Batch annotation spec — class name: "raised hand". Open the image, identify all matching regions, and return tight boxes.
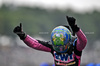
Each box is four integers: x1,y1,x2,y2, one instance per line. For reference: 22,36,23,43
66,16,76,27
66,16,79,33
13,23,26,40
13,23,23,34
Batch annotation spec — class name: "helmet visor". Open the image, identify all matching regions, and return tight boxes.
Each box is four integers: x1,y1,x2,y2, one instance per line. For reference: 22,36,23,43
53,43,70,52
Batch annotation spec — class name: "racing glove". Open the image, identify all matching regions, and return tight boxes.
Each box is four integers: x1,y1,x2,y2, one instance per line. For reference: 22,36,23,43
66,16,79,33
13,23,26,40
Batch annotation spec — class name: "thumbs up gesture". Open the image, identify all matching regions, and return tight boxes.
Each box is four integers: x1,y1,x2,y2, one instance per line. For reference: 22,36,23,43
13,23,23,34
13,23,26,40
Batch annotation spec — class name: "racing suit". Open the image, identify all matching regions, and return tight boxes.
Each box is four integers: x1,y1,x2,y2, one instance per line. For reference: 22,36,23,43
23,29,87,66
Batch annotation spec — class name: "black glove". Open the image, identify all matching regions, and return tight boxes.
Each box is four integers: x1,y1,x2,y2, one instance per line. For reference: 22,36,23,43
66,16,79,33
13,23,26,40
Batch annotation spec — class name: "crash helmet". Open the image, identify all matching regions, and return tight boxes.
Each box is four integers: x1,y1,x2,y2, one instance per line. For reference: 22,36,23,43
51,26,72,53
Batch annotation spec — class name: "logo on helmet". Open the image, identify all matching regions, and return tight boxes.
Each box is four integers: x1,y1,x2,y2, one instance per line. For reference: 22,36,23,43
53,33,65,46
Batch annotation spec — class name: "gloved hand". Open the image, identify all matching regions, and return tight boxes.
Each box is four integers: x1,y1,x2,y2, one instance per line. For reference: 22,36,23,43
13,23,26,40
66,16,79,33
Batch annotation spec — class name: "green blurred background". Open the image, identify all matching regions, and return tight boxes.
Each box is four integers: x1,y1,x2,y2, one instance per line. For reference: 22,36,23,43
0,0,100,66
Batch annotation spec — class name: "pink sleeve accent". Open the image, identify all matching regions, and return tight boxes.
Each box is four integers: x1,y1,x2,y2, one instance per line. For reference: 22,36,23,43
76,29,87,51
23,35,51,52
